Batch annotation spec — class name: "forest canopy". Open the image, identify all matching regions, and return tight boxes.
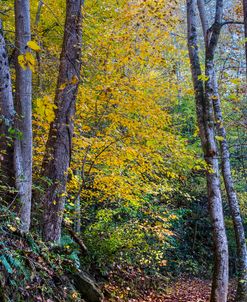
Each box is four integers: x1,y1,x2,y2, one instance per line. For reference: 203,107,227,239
0,0,246,301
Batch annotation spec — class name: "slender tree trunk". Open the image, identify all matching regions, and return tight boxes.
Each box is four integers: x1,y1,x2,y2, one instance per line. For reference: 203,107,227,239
243,0,247,77
42,0,83,242
208,56,247,302
212,80,247,302
74,193,81,234
35,0,43,90
197,0,208,40
187,1,229,301
205,64,229,302
197,1,247,300
0,20,15,196
35,0,43,26
74,170,81,234
14,0,33,233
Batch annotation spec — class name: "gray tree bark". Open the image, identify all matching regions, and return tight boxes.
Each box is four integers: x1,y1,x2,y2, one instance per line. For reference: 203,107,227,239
0,20,15,196
197,1,247,300
243,0,247,77
14,0,33,233
42,0,83,242
187,0,229,301
74,170,81,234
213,83,247,302
35,0,44,26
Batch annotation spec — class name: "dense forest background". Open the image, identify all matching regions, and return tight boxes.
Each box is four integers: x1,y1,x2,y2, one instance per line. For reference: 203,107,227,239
0,0,246,301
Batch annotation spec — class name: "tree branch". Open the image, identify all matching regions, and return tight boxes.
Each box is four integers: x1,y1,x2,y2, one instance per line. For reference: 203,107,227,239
220,21,244,27
197,0,209,41
206,0,224,55
63,221,88,254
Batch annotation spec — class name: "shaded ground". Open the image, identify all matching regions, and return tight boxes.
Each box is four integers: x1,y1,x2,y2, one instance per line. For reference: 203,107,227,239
131,278,236,302
104,277,236,302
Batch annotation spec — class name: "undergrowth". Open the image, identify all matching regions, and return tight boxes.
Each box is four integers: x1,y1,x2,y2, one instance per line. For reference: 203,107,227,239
0,206,83,302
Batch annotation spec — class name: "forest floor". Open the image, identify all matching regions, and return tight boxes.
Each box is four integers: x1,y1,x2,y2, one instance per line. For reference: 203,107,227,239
130,279,236,302
104,277,236,302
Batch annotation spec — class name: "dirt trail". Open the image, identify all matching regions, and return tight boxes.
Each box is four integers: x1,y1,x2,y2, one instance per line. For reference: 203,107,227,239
127,278,236,302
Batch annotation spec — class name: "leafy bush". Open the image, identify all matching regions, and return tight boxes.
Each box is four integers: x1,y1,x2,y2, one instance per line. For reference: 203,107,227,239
81,197,184,276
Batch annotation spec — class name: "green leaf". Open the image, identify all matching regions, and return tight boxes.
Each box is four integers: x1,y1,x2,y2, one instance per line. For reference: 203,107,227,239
198,74,209,82
215,136,224,142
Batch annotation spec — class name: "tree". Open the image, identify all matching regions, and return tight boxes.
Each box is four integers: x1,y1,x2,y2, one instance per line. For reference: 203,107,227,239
187,0,229,301
244,0,247,76
14,0,33,233
33,0,194,242
41,0,83,242
197,0,247,300
0,19,15,199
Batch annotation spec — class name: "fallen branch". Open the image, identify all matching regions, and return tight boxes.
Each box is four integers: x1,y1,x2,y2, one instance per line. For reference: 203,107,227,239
63,221,88,254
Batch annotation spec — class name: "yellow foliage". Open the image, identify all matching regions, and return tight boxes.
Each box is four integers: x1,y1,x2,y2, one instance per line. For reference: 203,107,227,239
32,0,195,209
35,96,57,123
18,55,27,70
18,52,36,72
66,0,194,204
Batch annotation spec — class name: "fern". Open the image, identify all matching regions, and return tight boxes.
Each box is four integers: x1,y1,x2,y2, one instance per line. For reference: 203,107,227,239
0,255,13,274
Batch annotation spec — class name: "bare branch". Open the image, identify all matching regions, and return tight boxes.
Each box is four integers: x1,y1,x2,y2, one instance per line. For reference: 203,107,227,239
221,21,244,27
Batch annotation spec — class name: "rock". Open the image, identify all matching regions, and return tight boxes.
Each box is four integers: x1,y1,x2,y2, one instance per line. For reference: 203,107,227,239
71,271,104,302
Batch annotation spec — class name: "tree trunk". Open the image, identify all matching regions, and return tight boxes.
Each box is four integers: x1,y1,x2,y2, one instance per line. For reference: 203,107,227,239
0,20,15,197
74,171,81,234
74,194,81,234
42,0,83,242
14,0,33,233
196,1,247,300
204,60,229,302
207,58,247,301
187,1,229,301
213,85,247,302
34,0,43,90
243,0,247,77
206,32,247,302
35,0,43,26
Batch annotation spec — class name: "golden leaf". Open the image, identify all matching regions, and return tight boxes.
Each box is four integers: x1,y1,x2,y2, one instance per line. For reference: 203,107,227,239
25,52,36,72
59,83,67,90
215,136,224,142
18,54,27,70
70,75,79,85
27,40,41,52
